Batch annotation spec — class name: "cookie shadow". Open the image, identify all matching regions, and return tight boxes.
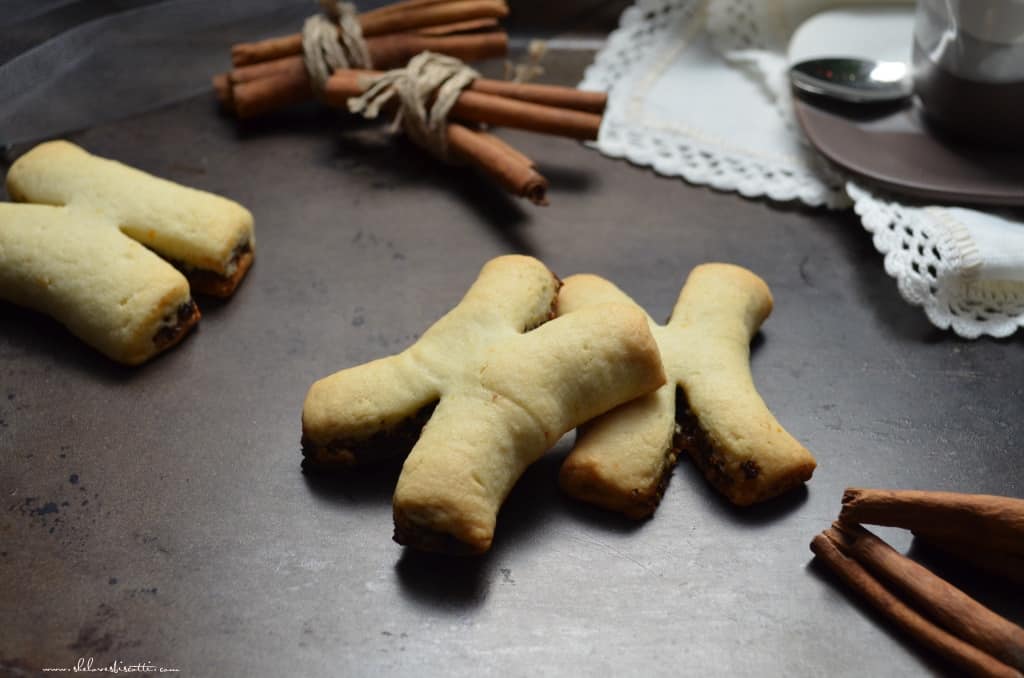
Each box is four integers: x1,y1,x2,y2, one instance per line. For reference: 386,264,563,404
674,457,811,526
300,457,405,505
0,301,175,382
223,101,339,140
394,550,492,612
392,443,575,611
782,202,973,344
556,493,650,535
448,165,540,256
532,160,599,194
325,127,540,255
553,460,656,536
905,538,1024,624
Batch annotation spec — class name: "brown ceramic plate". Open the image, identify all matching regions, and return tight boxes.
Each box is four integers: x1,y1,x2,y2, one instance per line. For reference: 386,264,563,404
794,96,1024,206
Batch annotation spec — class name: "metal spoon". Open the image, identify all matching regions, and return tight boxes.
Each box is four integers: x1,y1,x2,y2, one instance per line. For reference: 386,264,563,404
789,57,912,104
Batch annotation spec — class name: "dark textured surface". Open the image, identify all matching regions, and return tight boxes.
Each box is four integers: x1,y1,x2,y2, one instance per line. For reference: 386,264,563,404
2,47,1023,678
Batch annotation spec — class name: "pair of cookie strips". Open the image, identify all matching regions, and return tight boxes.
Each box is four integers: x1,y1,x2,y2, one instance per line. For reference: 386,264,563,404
1,144,814,556
302,256,817,555
0,142,254,365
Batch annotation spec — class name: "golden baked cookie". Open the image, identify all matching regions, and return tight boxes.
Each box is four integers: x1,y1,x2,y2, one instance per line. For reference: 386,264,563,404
558,264,817,513
302,255,666,554
1,141,254,364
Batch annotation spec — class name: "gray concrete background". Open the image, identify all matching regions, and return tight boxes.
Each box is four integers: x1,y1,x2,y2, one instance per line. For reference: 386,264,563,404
1,4,1022,677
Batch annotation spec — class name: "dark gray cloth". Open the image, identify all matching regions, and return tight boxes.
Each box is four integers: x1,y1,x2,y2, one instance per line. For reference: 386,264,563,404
0,0,359,146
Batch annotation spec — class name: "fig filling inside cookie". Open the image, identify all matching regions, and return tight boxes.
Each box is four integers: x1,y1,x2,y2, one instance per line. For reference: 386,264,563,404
675,387,758,489
179,240,253,296
302,401,439,471
391,519,484,556
152,300,200,349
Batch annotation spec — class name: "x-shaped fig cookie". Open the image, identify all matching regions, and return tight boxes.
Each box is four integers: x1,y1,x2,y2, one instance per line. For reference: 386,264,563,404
559,263,816,514
1,141,254,364
302,255,666,554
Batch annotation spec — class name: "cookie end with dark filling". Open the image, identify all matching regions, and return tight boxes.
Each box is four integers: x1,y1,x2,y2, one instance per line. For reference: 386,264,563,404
300,401,438,472
185,242,254,298
392,513,491,556
146,299,200,362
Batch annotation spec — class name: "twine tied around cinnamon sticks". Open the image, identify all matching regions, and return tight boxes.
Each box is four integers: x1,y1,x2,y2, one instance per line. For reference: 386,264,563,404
347,52,479,160
214,0,607,205
302,1,371,93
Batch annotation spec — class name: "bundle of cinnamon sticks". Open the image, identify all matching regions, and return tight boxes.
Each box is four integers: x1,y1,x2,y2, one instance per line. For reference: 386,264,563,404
811,488,1024,677
216,0,510,115
213,0,608,205
231,0,510,67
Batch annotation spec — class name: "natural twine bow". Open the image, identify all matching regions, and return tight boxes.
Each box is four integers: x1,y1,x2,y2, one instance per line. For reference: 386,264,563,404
347,52,480,161
302,0,371,93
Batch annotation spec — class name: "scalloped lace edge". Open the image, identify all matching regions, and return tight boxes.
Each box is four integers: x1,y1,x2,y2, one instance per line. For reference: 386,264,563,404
580,0,849,208
849,182,1024,339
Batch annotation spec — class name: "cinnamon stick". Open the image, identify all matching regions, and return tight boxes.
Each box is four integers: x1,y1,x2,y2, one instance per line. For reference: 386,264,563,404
359,0,508,38
231,28,506,70
810,532,1021,678
220,31,508,117
231,0,508,66
474,130,534,169
450,89,602,141
469,80,607,114
415,17,499,36
829,523,1024,671
360,0,453,21
447,123,548,204
228,55,306,86
326,71,603,141
364,31,508,71
227,32,507,87
912,530,1024,586
212,73,233,109
840,488,1024,558
232,34,304,68
232,71,312,119
223,59,603,128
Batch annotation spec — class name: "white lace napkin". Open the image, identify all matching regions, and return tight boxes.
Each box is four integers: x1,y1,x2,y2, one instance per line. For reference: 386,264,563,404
582,0,1024,338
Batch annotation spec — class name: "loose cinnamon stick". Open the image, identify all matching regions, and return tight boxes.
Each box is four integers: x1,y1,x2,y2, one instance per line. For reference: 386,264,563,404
810,532,1021,678
912,530,1024,586
830,523,1024,671
840,488,1024,558
231,0,508,66
447,123,548,204
326,71,602,141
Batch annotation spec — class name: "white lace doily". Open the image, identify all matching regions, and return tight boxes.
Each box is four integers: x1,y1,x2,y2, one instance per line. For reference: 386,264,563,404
582,0,1024,338
582,0,849,208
